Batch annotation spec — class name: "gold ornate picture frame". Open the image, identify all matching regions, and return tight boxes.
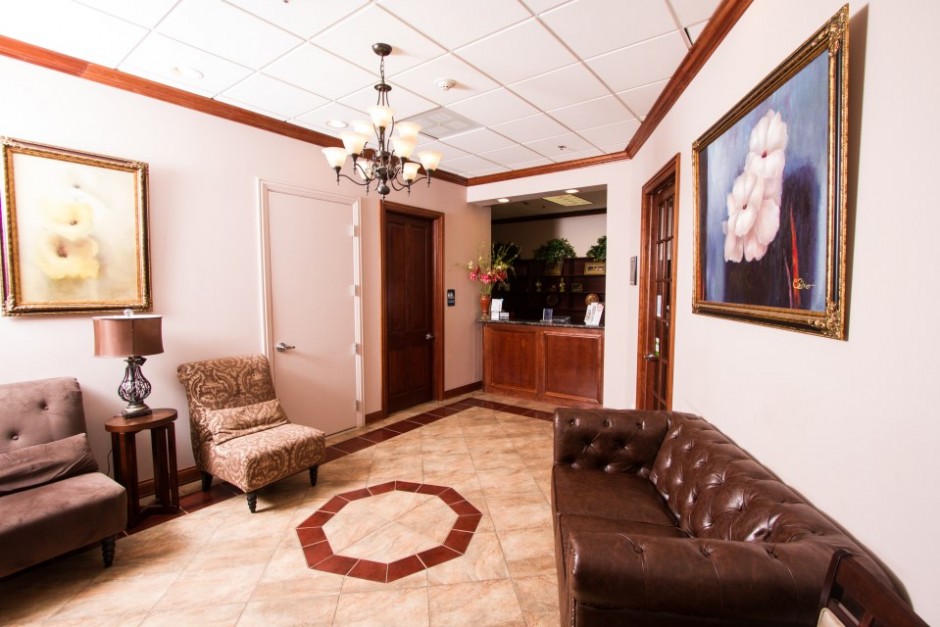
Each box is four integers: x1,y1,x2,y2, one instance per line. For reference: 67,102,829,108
1,138,151,315
692,5,849,339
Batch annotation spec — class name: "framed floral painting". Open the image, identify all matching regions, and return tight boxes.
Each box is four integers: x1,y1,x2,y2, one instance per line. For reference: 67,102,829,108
692,5,849,339
0,138,151,315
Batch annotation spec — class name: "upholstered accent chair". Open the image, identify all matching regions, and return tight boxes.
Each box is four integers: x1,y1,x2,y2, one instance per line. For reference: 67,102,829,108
0,378,127,578
176,355,326,512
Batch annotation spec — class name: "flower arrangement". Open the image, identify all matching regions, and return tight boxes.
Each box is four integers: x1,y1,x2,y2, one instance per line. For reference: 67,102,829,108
466,241,519,296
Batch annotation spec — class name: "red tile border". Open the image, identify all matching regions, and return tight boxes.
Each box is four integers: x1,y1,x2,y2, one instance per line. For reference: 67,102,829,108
331,437,374,454
367,481,396,496
297,510,335,528
302,540,334,566
296,526,327,547
448,500,481,516
452,513,483,532
386,555,425,583
417,545,461,569
415,483,448,495
348,559,388,583
394,480,422,492
360,428,400,443
318,495,350,513
314,554,359,576
444,529,474,554
385,419,426,433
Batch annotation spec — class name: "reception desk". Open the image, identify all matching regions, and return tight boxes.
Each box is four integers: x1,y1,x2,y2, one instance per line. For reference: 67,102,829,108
482,320,604,406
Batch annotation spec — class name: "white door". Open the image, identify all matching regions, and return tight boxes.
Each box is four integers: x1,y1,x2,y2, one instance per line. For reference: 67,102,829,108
260,181,362,435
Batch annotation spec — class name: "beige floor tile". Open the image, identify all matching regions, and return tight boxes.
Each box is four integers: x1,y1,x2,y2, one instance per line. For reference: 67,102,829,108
238,596,338,626
339,566,428,594
333,588,430,626
150,564,265,612
512,574,559,622
425,532,510,585
485,495,553,532
339,521,440,562
428,579,526,627
140,601,246,626
51,573,178,620
497,527,556,579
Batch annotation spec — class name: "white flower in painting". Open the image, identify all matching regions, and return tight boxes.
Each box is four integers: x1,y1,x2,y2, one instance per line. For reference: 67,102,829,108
723,172,781,263
35,232,100,279
723,109,788,263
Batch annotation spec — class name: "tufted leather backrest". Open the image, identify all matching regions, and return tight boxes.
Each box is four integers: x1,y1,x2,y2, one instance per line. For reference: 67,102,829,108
650,413,842,543
176,355,278,466
0,378,86,453
554,408,671,476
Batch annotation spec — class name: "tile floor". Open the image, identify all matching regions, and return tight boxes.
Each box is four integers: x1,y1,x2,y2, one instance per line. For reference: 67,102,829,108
0,393,562,626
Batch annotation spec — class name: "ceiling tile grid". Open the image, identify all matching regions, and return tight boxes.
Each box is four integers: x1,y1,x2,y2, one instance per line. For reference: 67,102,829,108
0,0,722,179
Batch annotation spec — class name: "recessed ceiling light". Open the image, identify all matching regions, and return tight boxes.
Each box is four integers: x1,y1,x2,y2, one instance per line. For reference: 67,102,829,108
171,66,204,80
326,119,348,129
497,198,510,203
565,189,580,194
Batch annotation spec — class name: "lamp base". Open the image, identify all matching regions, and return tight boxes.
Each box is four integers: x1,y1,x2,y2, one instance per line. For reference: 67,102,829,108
122,402,153,418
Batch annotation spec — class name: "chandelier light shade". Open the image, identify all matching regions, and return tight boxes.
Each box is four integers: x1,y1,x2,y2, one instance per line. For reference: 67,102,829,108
93,310,164,418
322,43,443,198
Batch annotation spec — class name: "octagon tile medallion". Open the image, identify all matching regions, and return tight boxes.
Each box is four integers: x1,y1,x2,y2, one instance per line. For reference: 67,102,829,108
296,480,483,583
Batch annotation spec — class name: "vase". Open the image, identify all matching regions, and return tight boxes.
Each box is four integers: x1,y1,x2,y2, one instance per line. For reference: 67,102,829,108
480,294,492,319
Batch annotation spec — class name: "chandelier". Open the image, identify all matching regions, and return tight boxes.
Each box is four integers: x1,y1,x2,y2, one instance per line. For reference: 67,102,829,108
322,43,443,198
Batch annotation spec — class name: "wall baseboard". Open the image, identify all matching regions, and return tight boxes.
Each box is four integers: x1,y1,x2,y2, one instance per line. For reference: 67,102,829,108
137,465,201,498
445,381,482,398
365,410,386,425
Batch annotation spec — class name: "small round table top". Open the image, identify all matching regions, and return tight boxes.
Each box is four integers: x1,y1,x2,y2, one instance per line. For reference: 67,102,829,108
104,408,177,433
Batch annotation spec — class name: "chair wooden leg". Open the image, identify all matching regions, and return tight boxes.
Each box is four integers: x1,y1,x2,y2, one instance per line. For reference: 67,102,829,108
247,492,257,513
309,465,319,486
200,471,212,492
101,536,116,568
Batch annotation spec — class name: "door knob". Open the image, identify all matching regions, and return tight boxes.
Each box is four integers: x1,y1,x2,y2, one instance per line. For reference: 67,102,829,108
645,352,657,361
275,342,296,352
425,333,434,340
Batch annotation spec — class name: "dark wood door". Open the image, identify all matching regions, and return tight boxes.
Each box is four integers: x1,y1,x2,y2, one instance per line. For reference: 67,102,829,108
385,209,435,413
637,156,679,410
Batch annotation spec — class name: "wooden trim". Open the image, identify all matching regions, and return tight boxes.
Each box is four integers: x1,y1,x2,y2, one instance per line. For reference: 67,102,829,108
636,154,680,409
137,465,201,498
492,208,607,225
380,201,446,413
445,381,482,398
365,410,387,425
468,151,630,186
626,0,754,158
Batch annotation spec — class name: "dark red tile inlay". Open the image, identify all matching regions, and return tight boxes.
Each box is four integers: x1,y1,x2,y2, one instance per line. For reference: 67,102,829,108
387,555,425,583
296,526,327,547
348,559,389,583
444,529,474,554
417,545,461,569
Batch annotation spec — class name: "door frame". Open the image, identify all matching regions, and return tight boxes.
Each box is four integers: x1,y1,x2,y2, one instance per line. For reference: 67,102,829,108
380,200,445,416
636,155,680,409
257,178,365,427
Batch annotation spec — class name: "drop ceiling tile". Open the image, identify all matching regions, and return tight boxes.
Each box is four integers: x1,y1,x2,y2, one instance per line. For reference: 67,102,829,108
224,0,369,39
617,79,668,120
548,95,632,132
511,157,555,170
455,19,576,85
441,128,515,153
218,74,328,119
587,31,688,93
0,0,147,67
157,0,302,69
525,132,595,159
74,0,178,28
312,5,445,74
444,154,504,175
446,89,539,127
548,147,603,163
668,0,721,27
119,33,254,97
519,0,570,14
509,63,608,112
393,54,498,106
339,84,437,121
686,20,708,45
540,0,676,59
264,44,376,101
467,165,510,176
490,114,568,144
410,141,470,163
379,0,529,49
404,108,482,141
477,145,544,167
295,102,370,136
577,119,641,149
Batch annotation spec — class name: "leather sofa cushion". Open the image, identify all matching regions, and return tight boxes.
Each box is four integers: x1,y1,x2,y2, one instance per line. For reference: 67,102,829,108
0,433,98,495
553,465,677,526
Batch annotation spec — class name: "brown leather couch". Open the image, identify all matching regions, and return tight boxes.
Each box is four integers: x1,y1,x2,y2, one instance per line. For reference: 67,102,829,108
0,378,127,578
552,408,897,626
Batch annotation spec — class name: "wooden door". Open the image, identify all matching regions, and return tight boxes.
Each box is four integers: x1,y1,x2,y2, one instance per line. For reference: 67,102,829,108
637,156,680,410
382,202,443,414
261,182,362,435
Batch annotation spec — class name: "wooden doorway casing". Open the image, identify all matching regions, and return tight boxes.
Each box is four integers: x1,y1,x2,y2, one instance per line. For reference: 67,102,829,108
636,155,680,410
381,201,445,416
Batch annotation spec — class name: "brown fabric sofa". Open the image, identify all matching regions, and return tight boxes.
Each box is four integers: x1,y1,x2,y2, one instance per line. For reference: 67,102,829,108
552,408,897,627
0,378,127,578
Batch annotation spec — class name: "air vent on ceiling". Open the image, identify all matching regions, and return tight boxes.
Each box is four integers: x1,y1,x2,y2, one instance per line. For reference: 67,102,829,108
401,107,482,141
542,194,591,207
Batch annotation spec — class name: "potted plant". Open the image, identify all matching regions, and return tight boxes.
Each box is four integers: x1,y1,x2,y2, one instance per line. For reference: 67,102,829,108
585,235,606,274
533,238,576,275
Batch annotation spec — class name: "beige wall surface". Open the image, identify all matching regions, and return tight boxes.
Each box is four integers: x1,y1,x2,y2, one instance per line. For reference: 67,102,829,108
0,56,490,475
473,1,940,622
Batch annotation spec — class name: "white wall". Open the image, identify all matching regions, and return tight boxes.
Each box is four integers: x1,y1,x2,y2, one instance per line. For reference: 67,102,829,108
0,56,489,475
474,1,940,622
492,212,606,260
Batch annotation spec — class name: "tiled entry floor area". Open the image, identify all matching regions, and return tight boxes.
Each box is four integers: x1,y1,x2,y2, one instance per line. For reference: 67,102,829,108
0,394,561,626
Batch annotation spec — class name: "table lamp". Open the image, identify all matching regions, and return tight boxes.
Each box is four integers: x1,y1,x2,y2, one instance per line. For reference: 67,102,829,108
93,310,164,418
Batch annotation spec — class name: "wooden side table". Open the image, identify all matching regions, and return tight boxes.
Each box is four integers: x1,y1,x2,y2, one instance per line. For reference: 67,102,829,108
105,408,180,528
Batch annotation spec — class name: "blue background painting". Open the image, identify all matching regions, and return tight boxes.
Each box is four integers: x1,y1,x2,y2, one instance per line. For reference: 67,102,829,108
701,53,829,311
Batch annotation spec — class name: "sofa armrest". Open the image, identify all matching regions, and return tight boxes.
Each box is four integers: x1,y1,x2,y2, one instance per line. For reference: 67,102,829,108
553,408,670,474
566,531,832,624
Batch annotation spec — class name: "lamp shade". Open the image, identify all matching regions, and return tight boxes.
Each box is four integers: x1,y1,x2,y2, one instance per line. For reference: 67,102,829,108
94,314,163,357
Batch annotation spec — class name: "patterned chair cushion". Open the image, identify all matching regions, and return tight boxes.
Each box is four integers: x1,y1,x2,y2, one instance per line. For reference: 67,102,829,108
205,399,289,445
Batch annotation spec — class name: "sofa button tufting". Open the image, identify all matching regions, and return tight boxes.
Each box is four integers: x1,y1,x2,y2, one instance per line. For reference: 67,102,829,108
11,434,19,440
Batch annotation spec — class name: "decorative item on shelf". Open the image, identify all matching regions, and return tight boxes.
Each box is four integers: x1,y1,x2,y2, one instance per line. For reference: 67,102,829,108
585,235,607,275
535,280,542,293
533,238,576,275
93,309,163,417
571,282,583,293
466,241,519,319
585,293,600,305
559,277,565,293
321,43,443,199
